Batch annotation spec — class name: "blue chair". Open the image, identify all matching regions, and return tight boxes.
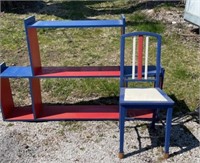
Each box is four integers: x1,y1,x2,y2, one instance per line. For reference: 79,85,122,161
118,32,174,159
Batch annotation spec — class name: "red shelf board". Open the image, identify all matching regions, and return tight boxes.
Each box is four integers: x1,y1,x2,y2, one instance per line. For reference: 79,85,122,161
36,66,120,77
37,105,153,120
3,105,154,121
5,106,34,121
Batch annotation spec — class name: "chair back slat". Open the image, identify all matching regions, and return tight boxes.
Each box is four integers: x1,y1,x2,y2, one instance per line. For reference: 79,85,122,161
132,37,136,79
144,36,149,79
138,35,143,80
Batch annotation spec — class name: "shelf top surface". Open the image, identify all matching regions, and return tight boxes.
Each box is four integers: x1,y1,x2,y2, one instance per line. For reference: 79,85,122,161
29,20,124,28
0,66,32,78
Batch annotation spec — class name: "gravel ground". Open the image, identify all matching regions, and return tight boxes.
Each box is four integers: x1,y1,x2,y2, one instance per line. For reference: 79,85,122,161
0,112,199,163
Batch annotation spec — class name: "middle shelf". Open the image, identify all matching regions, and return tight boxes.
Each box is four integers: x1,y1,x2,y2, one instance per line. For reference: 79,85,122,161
0,65,159,78
36,66,120,78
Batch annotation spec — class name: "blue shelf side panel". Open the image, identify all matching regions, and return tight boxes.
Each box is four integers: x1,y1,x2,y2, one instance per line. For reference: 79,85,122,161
0,62,7,73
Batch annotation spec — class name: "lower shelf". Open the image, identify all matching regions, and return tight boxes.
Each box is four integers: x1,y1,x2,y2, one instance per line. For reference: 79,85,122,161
38,105,119,120
5,106,34,121
4,105,154,121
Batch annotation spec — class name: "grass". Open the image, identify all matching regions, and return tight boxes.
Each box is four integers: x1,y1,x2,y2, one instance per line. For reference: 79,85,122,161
7,123,14,127
59,121,86,132
42,78,119,103
58,121,86,135
9,79,31,107
162,33,200,111
0,0,199,112
128,12,165,33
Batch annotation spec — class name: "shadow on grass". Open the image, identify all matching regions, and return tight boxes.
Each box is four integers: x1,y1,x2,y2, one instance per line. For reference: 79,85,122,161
2,1,182,20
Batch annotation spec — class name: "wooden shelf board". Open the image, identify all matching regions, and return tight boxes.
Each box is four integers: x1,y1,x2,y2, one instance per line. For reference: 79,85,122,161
0,66,32,78
35,66,120,78
29,20,124,28
3,105,153,121
37,105,153,120
0,66,160,78
5,106,34,121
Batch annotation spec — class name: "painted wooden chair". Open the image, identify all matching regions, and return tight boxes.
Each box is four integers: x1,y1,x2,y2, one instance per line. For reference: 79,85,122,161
118,32,174,159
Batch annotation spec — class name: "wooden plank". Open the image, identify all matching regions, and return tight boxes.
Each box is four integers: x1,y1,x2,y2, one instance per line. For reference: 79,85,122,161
36,66,120,77
36,105,153,120
0,66,32,78
27,28,41,75
145,36,149,79
30,78,42,118
138,36,143,79
132,37,136,79
0,78,14,119
5,106,34,121
29,20,124,28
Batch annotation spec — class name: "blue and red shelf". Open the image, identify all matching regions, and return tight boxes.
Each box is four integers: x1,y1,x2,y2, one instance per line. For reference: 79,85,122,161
0,15,157,121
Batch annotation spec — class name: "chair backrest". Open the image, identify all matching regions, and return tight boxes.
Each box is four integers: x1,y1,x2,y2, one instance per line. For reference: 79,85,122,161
120,32,162,88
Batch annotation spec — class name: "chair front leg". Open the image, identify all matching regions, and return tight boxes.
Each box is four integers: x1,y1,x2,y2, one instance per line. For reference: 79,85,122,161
164,107,173,159
119,106,126,159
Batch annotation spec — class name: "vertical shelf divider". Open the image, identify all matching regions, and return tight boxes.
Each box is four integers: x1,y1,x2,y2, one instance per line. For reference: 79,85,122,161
25,16,43,119
27,28,42,75
29,78,42,119
24,16,42,75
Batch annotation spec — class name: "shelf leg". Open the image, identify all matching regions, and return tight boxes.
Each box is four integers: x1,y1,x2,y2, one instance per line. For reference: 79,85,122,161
0,78,14,119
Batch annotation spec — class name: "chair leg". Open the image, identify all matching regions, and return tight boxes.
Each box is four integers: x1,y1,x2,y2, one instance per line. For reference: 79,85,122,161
164,107,173,159
151,109,157,129
160,68,165,89
151,109,160,129
119,106,125,159
124,81,128,87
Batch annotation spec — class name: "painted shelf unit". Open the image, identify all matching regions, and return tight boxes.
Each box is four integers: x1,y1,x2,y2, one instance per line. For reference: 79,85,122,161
0,15,132,121
0,15,157,121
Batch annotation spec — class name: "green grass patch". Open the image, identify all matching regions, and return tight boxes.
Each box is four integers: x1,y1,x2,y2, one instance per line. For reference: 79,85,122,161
42,78,119,103
162,33,200,111
0,0,199,112
172,66,190,80
59,121,86,132
127,12,165,33
7,123,14,127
